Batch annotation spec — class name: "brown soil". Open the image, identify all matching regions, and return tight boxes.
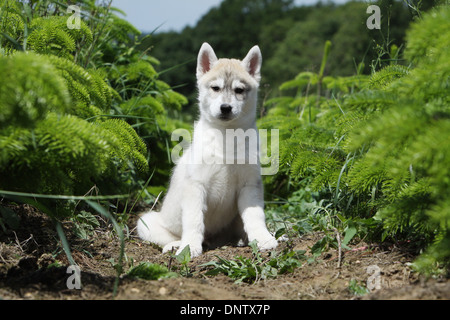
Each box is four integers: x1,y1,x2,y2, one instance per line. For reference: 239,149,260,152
0,204,449,301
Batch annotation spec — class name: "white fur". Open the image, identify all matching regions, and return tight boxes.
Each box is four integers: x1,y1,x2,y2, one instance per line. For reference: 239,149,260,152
137,43,278,257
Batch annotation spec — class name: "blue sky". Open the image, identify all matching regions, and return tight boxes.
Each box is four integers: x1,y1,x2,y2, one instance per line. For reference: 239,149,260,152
113,0,350,33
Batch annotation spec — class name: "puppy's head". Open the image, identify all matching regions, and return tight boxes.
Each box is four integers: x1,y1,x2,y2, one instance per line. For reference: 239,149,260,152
196,43,262,124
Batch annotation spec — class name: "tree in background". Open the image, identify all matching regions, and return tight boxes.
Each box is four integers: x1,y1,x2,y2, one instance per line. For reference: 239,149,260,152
147,0,438,114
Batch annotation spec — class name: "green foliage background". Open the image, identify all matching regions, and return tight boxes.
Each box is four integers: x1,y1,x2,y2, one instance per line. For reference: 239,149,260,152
259,4,450,275
0,0,449,278
0,0,187,218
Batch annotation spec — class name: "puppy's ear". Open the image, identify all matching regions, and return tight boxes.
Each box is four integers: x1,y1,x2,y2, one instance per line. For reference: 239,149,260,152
197,43,218,79
242,46,262,82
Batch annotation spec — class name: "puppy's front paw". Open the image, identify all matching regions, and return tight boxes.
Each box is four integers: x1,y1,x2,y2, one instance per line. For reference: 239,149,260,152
256,235,278,252
162,241,181,253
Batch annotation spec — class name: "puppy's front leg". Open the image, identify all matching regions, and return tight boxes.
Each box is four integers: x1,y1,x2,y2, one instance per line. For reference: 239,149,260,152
238,185,278,251
177,184,206,257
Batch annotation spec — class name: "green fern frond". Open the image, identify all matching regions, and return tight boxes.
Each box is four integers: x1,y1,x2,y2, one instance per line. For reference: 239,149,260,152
280,71,316,91
264,96,295,109
369,65,410,89
343,90,397,113
47,55,116,115
0,113,111,196
404,6,450,65
96,119,148,175
346,156,387,194
27,16,93,59
0,114,150,202
0,52,70,128
0,2,24,50
121,95,165,115
126,60,158,81
323,74,370,93
154,81,188,111
106,15,141,42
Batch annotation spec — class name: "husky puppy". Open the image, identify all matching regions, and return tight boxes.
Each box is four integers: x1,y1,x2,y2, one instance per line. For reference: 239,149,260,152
137,43,278,257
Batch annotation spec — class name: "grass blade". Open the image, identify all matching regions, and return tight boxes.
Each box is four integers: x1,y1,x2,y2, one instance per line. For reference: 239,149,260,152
55,220,76,267
85,200,124,297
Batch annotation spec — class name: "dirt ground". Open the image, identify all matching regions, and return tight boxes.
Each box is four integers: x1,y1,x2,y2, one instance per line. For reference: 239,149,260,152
0,204,449,301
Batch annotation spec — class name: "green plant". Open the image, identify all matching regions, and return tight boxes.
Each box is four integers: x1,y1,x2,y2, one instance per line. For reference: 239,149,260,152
71,210,100,240
175,245,192,277
127,262,178,280
27,15,93,58
348,279,370,296
200,241,305,284
0,0,189,206
0,0,189,296
261,5,450,275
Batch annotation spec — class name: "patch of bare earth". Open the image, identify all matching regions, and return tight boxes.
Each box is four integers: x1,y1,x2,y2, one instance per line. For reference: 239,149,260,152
0,205,448,300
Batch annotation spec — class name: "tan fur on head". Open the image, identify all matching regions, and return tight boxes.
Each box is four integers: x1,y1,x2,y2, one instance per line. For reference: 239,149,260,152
198,59,259,90
197,42,262,84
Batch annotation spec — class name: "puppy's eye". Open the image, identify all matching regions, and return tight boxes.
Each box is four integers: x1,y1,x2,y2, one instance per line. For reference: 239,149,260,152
211,86,221,92
234,88,245,95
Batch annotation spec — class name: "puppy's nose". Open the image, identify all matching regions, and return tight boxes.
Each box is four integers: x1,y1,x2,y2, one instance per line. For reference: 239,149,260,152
220,104,233,115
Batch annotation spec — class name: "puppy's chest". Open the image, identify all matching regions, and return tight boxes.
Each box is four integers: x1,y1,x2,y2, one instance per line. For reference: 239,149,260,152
201,166,242,231
204,166,241,207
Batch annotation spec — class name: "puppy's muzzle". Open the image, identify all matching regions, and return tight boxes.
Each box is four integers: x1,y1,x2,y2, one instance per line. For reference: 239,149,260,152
220,104,233,120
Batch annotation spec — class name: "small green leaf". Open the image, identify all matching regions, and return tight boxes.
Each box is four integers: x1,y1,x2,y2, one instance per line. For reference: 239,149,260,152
78,211,100,228
348,279,370,296
311,237,328,255
249,240,259,255
343,226,357,247
175,245,191,265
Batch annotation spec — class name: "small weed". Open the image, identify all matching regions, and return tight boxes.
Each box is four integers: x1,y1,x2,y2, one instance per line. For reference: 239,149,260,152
174,245,192,277
71,210,100,240
200,241,305,284
127,262,178,280
348,279,370,296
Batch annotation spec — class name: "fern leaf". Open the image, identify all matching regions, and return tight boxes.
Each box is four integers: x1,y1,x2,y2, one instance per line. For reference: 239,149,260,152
0,52,70,128
369,65,409,89
27,16,93,59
